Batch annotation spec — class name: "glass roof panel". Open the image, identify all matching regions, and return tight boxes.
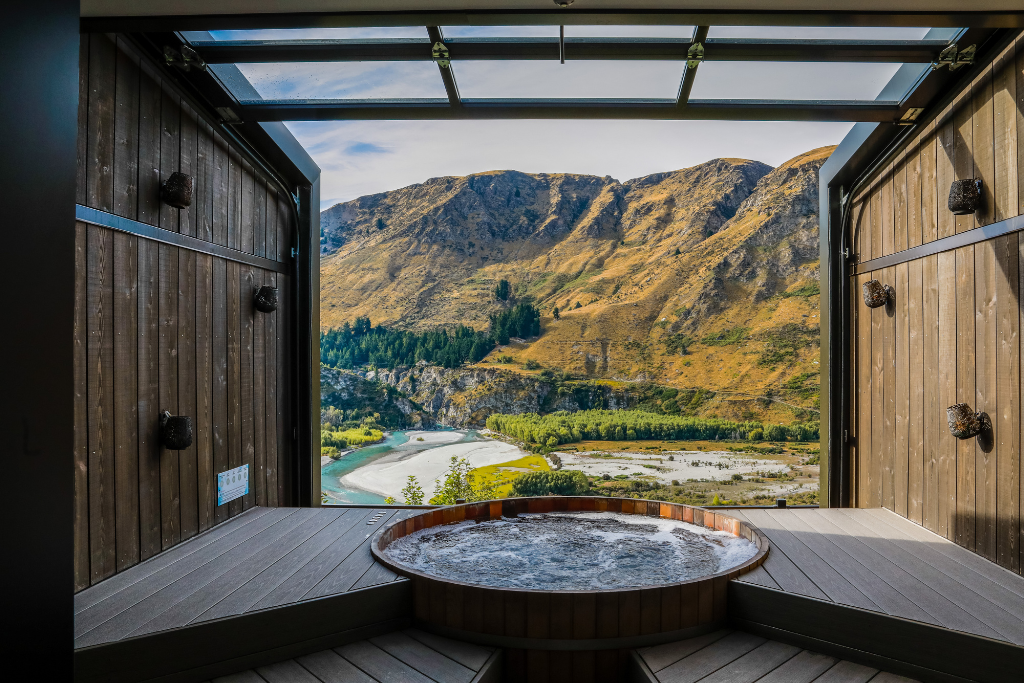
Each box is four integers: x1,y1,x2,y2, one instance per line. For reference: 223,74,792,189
706,26,934,40
567,25,696,38
455,61,684,99
442,25,695,39
442,26,557,38
690,61,905,101
205,27,429,40
222,62,447,101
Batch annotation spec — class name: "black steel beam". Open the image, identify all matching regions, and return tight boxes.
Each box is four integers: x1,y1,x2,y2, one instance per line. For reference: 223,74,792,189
677,26,709,106
83,10,1024,33
426,26,461,107
189,37,951,64
239,98,900,122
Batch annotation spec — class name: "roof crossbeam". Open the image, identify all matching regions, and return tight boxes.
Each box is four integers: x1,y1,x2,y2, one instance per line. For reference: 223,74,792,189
426,26,461,107
676,25,709,106
188,37,953,64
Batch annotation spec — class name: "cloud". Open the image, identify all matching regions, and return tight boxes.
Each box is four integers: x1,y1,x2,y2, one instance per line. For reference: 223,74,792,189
344,142,391,155
291,118,855,211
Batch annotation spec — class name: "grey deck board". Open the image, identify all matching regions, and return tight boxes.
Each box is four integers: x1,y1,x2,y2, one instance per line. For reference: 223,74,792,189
129,509,343,636
638,629,732,673
73,506,275,614
405,628,493,671
639,631,916,683
297,650,377,683
694,640,800,683
252,508,380,610
811,661,880,683
862,508,1024,599
307,510,408,599
193,509,356,622
370,631,476,683
736,566,779,590
89,508,318,644
816,510,1006,641
868,672,918,682
768,510,934,623
74,507,409,651
726,509,828,600
211,629,493,683
75,508,301,645
335,641,436,683
257,659,323,683
844,509,1024,643
212,670,267,683
754,650,837,683
744,509,879,611
760,510,999,639
656,631,766,683
352,561,401,592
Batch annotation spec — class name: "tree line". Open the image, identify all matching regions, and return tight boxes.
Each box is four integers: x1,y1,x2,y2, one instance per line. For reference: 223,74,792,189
486,409,819,446
320,303,541,371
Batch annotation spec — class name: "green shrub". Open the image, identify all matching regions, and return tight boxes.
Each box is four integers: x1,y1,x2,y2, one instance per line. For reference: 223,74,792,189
511,470,589,497
524,359,541,370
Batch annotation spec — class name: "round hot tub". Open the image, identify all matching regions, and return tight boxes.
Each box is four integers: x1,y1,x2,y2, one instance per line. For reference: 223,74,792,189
371,497,768,681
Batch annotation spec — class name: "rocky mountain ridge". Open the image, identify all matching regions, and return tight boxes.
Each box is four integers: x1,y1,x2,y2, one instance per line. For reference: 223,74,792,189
319,147,831,420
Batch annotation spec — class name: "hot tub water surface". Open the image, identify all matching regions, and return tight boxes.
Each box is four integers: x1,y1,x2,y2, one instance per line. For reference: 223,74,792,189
383,511,758,590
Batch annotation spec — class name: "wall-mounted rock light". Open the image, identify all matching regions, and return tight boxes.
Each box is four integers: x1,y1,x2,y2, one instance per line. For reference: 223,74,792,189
254,285,279,313
948,178,982,215
947,403,991,440
160,411,193,450
161,172,194,209
862,279,893,308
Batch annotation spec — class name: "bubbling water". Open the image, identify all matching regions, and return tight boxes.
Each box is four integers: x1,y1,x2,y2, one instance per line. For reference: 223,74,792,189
383,512,758,590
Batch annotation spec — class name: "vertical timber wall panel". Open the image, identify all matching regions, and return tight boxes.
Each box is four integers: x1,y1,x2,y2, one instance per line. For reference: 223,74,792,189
73,33,296,590
847,33,1024,574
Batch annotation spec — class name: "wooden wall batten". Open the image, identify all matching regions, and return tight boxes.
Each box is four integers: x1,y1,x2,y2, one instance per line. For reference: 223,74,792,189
74,33,296,591
846,32,1024,576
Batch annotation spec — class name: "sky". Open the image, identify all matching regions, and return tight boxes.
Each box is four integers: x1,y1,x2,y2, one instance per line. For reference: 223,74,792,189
206,25,936,210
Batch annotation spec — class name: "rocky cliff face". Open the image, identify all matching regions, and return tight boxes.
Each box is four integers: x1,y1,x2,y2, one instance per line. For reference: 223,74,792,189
320,147,832,417
357,364,637,428
319,366,433,429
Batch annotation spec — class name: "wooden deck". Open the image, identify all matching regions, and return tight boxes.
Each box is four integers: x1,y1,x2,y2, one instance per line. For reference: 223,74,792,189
726,508,1024,645
725,508,1024,682
210,628,499,683
633,629,917,683
74,507,417,683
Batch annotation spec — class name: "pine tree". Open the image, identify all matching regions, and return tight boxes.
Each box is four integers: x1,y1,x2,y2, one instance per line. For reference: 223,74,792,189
552,306,560,320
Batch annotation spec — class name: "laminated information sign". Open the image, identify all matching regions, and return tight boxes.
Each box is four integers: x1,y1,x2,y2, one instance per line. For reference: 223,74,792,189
217,464,249,506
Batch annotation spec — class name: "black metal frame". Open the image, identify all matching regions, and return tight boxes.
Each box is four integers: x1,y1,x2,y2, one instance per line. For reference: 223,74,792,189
817,25,1015,508
131,19,1011,511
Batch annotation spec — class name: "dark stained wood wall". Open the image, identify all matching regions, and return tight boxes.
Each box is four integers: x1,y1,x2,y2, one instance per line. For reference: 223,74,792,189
74,33,295,591
848,34,1024,574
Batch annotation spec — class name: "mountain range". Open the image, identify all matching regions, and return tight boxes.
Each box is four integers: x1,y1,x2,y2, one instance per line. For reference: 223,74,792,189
319,146,831,421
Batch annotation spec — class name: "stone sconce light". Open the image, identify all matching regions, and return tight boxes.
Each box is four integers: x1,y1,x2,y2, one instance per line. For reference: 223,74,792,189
948,178,982,215
160,411,193,450
862,279,893,308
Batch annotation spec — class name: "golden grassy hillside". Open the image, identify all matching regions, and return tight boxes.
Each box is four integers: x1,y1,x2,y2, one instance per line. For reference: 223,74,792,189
320,146,834,419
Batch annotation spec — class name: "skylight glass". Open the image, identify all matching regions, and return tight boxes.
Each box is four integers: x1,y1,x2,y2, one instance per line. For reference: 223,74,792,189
566,26,696,38
226,62,447,101
441,26,557,38
690,62,905,101
706,27,934,40
441,25,695,39
456,61,684,99
205,27,430,40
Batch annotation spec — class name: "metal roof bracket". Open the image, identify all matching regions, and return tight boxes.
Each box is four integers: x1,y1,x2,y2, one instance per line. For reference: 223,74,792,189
431,41,451,68
686,42,704,69
931,43,975,71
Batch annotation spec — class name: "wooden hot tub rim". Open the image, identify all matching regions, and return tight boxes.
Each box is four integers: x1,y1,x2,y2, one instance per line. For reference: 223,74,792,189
370,496,769,595
370,496,769,651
